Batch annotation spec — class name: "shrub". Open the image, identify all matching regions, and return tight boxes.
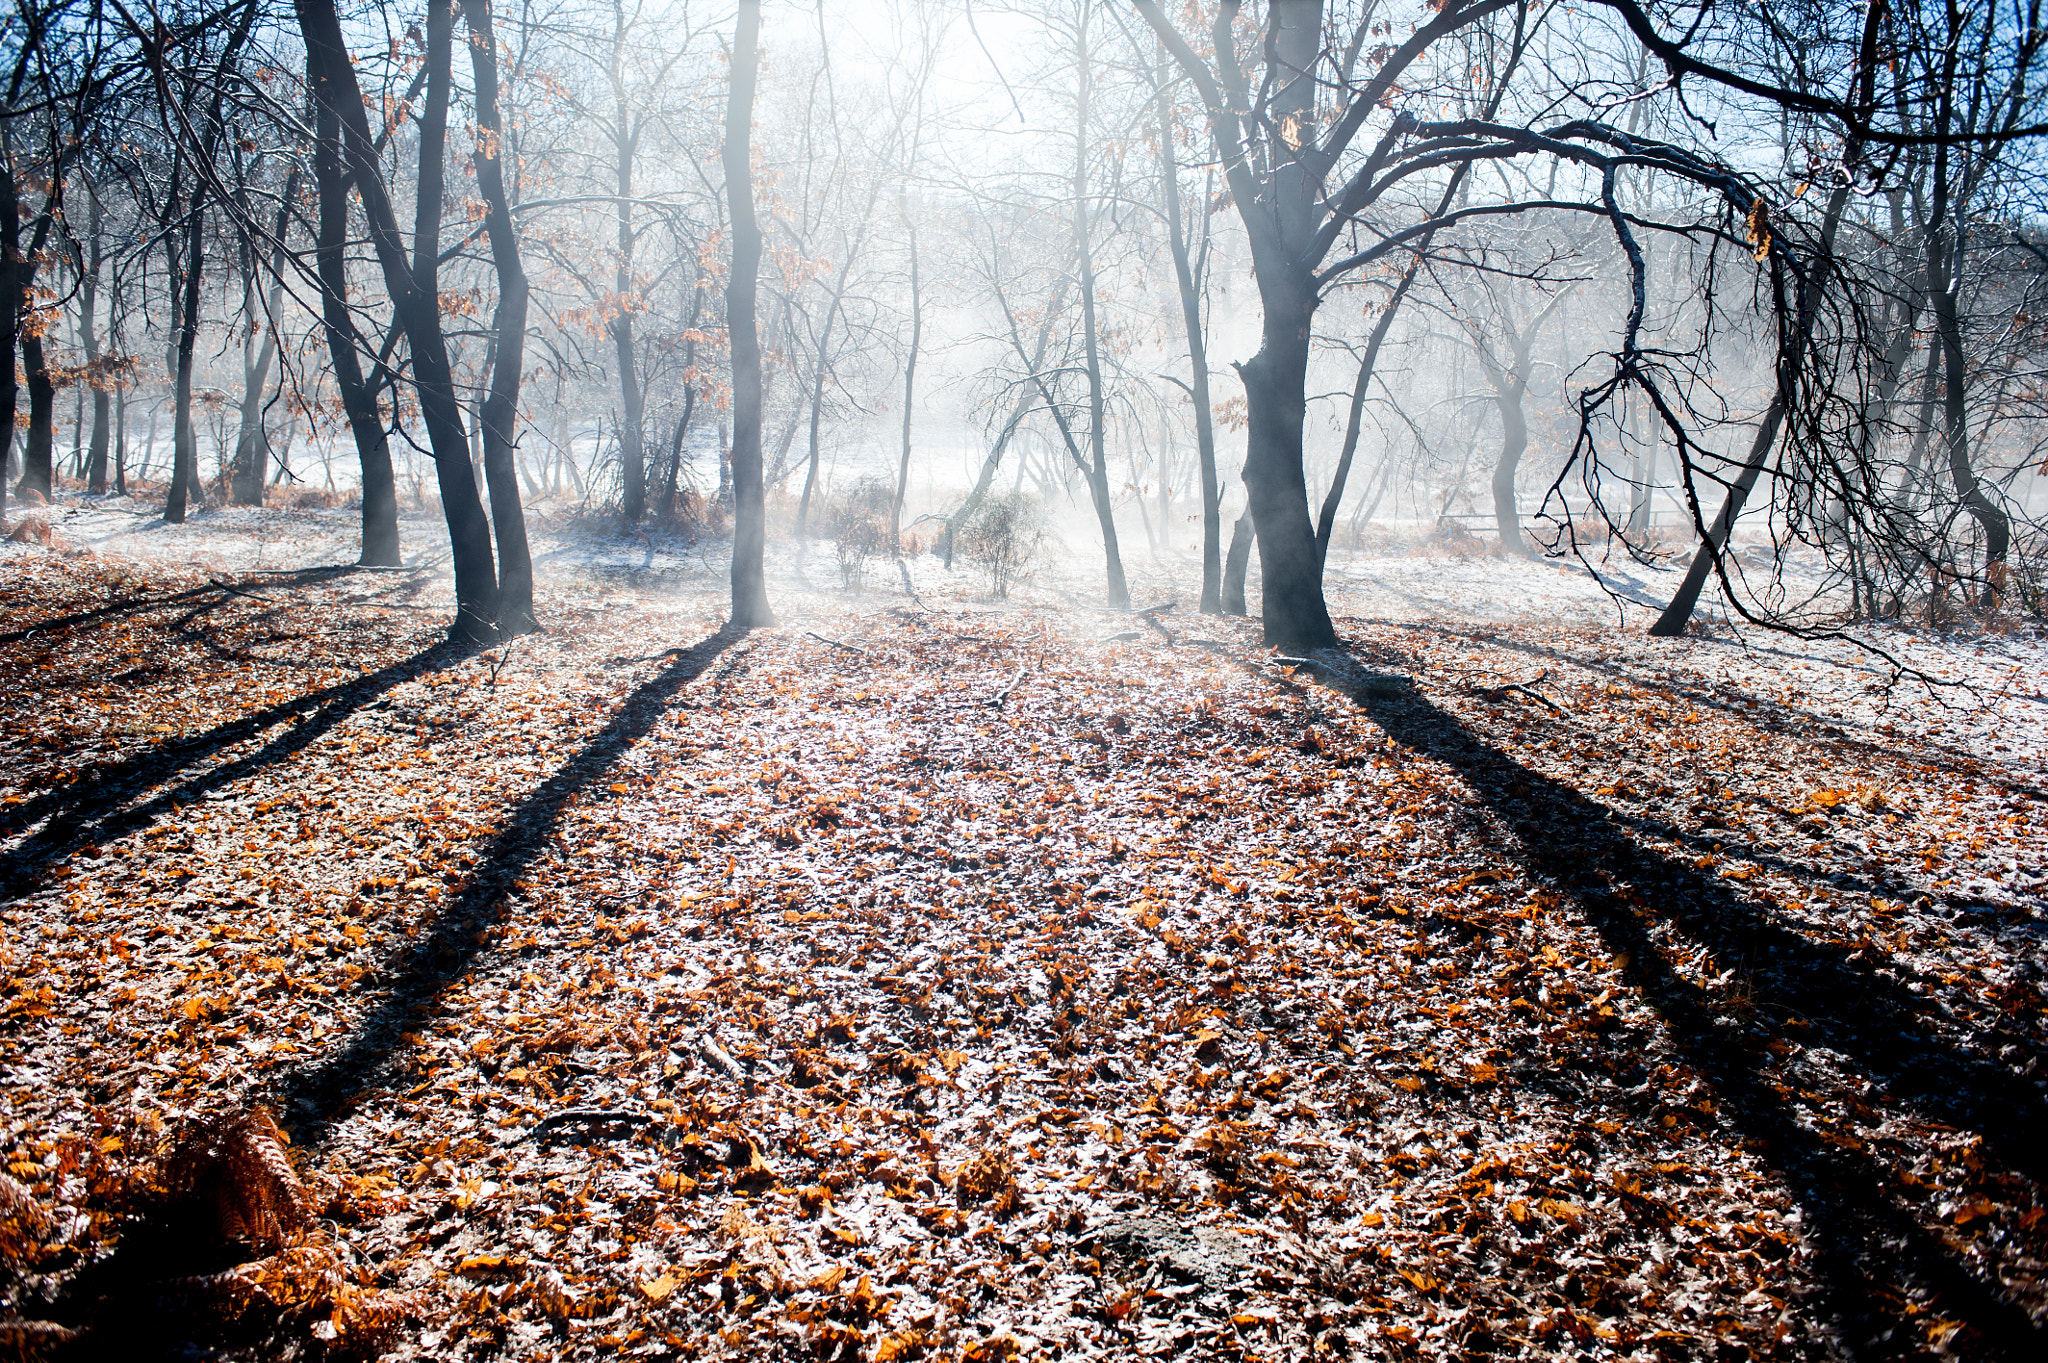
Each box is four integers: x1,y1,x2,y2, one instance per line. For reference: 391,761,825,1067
823,479,896,592
958,491,1046,599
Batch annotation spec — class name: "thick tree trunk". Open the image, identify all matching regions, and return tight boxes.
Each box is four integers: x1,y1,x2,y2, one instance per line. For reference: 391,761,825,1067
724,0,773,627
462,0,537,634
310,62,400,566
299,0,499,639
1238,285,1338,651
20,328,53,501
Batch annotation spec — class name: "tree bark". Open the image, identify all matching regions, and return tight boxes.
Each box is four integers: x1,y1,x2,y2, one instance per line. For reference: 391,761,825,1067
1648,180,1852,637
164,202,206,523
308,52,400,566
1222,509,1254,616
1152,58,1221,612
724,0,773,627
299,0,499,638
463,0,537,633
79,191,110,494
1072,6,1128,610
229,175,295,507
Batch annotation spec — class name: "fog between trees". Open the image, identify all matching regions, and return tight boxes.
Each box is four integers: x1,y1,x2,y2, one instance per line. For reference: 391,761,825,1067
7,0,2047,644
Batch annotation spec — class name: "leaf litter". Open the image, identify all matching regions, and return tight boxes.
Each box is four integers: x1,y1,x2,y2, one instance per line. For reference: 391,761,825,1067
0,530,2043,1361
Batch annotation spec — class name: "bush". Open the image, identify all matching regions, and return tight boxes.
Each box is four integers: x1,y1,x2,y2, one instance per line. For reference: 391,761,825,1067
958,491,1045,599
822,479,896,592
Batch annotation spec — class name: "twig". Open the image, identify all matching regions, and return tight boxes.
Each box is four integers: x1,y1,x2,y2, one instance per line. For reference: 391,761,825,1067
988,662,1029,709
806,631,868,656
1140,612,1178,645
699,1035,745,1080
207,578,270,603
1472,669,1570,713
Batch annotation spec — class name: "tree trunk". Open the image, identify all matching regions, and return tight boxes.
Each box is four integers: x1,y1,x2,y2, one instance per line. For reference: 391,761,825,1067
1649,177,1854,638
1928,228,2008,605
230,211,288,506
1238,275,1338,651
1491,385,1530,554
1072,7,1128,610
309,55,400,566
892,206,921,550
724,0,773,627
80,192,110,494
299,0,499,639
463,0,537,634
164,204,206,523
796,259,855,539
0,130,15,527
1152,58,1220,612
1222,509,1254,616
113,386,126,494
1320,261,1422,568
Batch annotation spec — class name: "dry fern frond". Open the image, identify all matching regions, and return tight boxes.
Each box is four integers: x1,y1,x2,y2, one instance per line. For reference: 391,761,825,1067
160,1244,347,1320
0,1173,56,1269
0,1318,80,1360
155,1109,310,1252
321,1282,421,1357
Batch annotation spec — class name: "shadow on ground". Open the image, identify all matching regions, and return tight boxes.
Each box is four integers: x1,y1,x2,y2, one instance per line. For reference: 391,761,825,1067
274,625,749,1147
1319,651,2047,1359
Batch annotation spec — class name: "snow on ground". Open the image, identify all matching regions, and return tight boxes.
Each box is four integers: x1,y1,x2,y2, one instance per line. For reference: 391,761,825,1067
13,490,2040,791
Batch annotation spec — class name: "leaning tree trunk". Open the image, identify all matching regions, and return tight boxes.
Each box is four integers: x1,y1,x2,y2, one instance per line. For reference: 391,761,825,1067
723,0,773,627
461,0,537,633
309,59,399,566
1649,176,1854,638
300,0,499,638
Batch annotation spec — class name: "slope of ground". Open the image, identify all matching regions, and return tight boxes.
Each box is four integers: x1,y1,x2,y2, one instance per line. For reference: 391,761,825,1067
0,504,2043,1361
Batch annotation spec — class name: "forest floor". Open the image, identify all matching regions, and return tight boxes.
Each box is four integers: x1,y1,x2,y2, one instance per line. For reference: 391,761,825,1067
1,495,2045,1362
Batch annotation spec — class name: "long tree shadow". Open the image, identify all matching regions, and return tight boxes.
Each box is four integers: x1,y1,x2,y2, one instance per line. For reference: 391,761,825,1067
0,565,361,645
274,625,749,1148
0,638,479,904
1322,657,2047,1358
